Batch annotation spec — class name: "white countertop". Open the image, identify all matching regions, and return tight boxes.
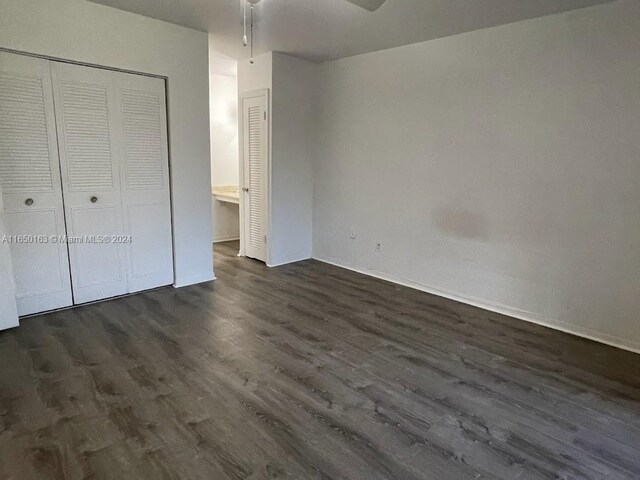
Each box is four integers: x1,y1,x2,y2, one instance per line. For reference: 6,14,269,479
212,185,239,204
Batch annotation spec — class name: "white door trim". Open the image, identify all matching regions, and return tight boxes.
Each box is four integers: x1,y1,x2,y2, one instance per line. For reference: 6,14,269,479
238,89,270,263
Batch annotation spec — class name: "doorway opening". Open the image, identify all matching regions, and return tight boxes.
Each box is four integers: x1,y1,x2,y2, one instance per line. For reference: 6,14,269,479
210,52,241,256
210,49,270,268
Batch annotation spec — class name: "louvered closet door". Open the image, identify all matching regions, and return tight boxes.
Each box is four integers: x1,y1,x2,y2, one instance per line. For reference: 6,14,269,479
0,52,73,315
242,93,268,262
114,71,173,292
51,62,128,304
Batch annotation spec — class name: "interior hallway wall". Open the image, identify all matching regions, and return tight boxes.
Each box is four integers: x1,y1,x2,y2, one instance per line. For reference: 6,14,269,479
313,0,640,352
269,53,317,266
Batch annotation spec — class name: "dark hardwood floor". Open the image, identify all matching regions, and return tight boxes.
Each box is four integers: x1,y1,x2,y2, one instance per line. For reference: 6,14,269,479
1,241,640,479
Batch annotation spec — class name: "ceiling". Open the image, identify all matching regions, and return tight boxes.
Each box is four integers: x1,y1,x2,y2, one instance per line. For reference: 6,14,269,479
88,0,612,63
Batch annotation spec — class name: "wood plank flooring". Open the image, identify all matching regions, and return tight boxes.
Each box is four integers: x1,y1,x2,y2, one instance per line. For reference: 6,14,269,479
1,240,640,479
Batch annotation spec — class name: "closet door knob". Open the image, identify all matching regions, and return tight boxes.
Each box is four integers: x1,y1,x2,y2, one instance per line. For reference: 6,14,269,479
242,187,249,192
90,196,98,203
25,198,34,206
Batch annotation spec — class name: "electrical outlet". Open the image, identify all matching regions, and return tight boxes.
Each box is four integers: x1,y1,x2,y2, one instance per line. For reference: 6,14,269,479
375,242,382,252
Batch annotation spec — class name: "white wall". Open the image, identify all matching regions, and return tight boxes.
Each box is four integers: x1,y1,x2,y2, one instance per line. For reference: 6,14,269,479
211,201,240,243
0,0,214,287
238,53,272,94
314,0,640,352
209,49,239,187
209,46,240,243
0,190,19,330
210,73,238,186
270,53,316,265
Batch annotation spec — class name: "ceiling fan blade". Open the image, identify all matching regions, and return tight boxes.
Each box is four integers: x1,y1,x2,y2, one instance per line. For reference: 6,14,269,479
344,0,387,12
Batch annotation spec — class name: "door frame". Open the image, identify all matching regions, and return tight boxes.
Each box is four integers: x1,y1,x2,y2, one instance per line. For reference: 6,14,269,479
238,89,270,263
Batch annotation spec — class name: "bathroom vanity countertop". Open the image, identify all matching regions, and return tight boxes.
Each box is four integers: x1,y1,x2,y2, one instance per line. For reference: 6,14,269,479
212,185,240,204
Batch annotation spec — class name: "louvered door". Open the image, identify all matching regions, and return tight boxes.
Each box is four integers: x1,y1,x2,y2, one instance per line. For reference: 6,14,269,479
0,52,73,315
241,92,268,262
115,71,173,292
51,62,128,304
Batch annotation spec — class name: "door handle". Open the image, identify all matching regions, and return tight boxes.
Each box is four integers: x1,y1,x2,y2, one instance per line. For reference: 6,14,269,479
90,196,98,203
242,187,249,192
25,198,34,206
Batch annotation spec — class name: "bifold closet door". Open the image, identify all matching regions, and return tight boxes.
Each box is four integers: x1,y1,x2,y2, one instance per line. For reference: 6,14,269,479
115,71,173,293
0,52,73,315
51,62,173,304
51,62,129,304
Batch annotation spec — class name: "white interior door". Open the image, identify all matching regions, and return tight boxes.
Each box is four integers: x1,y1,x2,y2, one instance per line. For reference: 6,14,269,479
51,62,128,304
0,52,73,316
114,71,173,292
241,91,268,262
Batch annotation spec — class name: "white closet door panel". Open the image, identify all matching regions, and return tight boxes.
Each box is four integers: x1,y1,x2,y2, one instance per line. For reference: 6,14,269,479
51,62,128,304
121,88,165,190
0,52,72,315
126,203,172,289
66,205,126,300
6,209,66,293
59,82,114,191
242,93,268,262
115,72,173,292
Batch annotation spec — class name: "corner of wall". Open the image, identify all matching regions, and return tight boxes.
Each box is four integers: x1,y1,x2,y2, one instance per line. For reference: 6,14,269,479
0,192,19,330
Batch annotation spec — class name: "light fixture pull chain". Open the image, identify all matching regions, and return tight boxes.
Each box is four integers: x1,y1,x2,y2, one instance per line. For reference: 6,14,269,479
250,4,255,64
242,0,248,46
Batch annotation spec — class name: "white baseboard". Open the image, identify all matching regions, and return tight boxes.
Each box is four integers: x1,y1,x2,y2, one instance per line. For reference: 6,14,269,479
313,255,640,355
268,255,312,268
213,236,240,243
173,272,216,288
